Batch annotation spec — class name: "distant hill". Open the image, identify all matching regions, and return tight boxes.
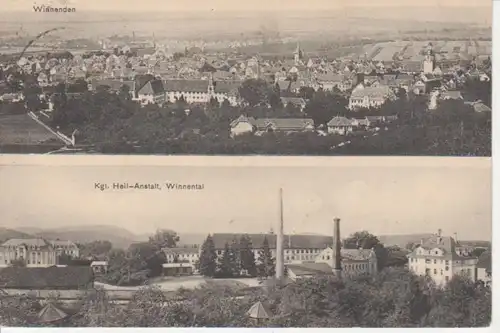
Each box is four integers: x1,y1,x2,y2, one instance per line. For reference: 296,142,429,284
15,225,142,249
177,233,209,246
378,234,435,249
0,227,33,243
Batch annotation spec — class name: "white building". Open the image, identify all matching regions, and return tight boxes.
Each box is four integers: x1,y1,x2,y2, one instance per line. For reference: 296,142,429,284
348,84,396,110
211,233,332,265
163,78,240,106
314,247,378,277
162,247,200,273
407,230,478,286
0,238,58,268
49,239,80,258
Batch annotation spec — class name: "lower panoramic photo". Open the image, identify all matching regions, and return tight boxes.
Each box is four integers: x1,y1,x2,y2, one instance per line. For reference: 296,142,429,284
0,158,492,327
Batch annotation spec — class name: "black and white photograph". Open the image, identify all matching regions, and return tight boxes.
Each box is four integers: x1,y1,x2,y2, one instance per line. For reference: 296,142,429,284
0,157,492,327
0,0,492,155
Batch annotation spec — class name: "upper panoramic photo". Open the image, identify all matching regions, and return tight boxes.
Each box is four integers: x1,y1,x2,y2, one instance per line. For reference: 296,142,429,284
0,0,492,155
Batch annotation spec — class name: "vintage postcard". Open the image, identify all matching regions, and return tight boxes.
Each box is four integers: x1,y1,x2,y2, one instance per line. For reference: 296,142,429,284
0,0,492,155
0,156,492,327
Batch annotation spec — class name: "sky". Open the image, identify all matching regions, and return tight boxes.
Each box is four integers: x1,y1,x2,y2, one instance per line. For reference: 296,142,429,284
3,0,492,12
0,157,491,240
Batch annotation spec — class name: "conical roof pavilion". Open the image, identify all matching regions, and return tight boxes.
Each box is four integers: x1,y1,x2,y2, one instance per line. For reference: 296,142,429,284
247,301,271,319
37,303,68,324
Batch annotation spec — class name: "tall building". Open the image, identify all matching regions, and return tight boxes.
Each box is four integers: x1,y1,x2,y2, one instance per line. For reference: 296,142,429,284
423,43,436,74
294,42,303,66
407,230,478,286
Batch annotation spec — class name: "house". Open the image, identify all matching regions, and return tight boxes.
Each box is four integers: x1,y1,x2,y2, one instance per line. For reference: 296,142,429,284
163,78,240,106
162,247,200,272
0,266,94,299
90,261,108,275
327,116,356,135
476,252,491,286
464,101,491,113
439,90,463,101
49,240,79,258
0,238,58,268
348,84,396,110
407,230,478,286
162,262,193,276
315,73,343,91
229,115,315,137
136,79,165,105
314,247,378,277
280,97,306,111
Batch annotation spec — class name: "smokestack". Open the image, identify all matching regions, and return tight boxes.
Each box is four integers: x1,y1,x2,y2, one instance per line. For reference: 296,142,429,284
275,188,285,281
437,229,442,237
332,217,342,278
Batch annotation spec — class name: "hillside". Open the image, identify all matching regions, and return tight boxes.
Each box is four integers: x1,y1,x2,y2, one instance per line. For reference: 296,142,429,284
0,227,33,243
19,225,142,249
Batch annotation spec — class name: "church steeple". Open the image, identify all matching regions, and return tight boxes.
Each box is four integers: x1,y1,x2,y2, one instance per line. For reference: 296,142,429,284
423,42,436,74
294,41,303,65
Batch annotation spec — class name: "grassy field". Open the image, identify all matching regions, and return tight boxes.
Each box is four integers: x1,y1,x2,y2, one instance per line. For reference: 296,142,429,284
0,114,59,145
362,40,491,62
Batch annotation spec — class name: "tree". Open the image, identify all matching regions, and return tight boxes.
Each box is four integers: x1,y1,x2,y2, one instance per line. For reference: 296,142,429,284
343,231,381,249
471,248,486,258
148,229,180,250
257,236,275,278
304,90,348,127
216,243,234,278
238,79,271,107
79,240,113,259
239,234,257,277
230,238,241,276
198,235,217,277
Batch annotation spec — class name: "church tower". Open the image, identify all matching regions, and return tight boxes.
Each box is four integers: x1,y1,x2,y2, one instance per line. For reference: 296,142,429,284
294,42,303,66
423,42,435,74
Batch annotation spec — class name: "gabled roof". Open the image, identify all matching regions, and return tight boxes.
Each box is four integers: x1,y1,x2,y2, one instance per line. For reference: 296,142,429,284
49,239,77,247
350,85,396,99
211,233,332,250
327,116,354,127
419,235,455,254
280,97,306,105
214,80,242,94
162,247,199,255
316,73,343,82
138,79,164,95
253,118,314,131
1,238,50,248
321,247,375,261
0,266,94,289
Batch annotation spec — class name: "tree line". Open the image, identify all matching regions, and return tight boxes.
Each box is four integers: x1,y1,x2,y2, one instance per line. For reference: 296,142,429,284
197,234,275,279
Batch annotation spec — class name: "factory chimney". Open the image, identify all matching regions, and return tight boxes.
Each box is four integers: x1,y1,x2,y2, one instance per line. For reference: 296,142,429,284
332,217,342,278
275,188,285,281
